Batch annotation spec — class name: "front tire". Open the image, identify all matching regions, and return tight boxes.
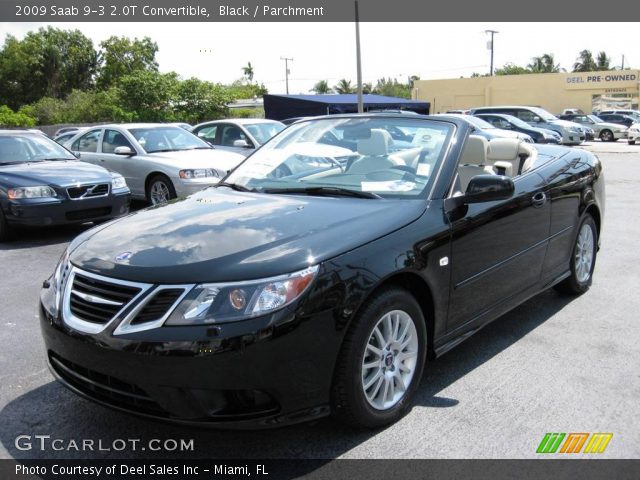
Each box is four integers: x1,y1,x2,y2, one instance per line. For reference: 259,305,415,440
146,174,176,206
0,208,8,242
629,140,636,145
554,214,597,295
331,287,427,428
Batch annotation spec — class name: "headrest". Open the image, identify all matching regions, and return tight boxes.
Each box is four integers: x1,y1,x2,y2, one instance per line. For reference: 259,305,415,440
487,138,521,161
460,135,489,166
357,129,392,156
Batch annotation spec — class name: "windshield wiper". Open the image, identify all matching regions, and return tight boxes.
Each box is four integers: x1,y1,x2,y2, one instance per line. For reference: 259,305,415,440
148,148,181,153
216,181,259,193
263,186,381,199
37,158,75,161
185,146,213,150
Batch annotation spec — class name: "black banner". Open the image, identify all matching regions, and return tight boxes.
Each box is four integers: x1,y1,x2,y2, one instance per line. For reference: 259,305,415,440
0,459,639,480
2,0,640,22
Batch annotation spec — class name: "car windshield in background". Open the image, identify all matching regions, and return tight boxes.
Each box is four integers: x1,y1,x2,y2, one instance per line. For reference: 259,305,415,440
128,127,211,153
225,116,454,199
462,116,495,129
0,134,76,165
530,107,558,121
245,122,286,144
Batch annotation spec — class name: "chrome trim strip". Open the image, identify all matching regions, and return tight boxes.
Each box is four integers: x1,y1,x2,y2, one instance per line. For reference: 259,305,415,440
113,284,193,336
71,289,123,306
62,267,152,335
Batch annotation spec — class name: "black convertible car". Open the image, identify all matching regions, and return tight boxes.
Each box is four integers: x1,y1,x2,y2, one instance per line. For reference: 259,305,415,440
39,115,604,428
0,130,131,241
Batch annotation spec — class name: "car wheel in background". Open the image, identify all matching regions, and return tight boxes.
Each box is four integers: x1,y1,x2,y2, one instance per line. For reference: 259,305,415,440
599,130,614,142
147,174,176,206
331,287,427,428
629,140,636,145
554,214,597,295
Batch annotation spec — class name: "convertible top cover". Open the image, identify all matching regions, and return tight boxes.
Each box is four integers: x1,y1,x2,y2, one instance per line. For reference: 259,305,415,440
264,94,430,120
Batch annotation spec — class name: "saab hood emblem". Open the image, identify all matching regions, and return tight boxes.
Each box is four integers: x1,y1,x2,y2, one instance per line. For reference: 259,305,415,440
115,251,133,262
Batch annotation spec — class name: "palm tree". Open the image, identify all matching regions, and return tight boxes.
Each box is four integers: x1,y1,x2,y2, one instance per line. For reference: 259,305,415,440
573,50,597,72
241,62,254,82
362,82,373,94
334,79,355,94
596,51,611,70
311,80,332,94
528,54,560,73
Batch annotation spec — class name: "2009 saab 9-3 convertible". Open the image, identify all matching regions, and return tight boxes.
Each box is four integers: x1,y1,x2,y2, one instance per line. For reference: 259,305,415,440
40,114,604,429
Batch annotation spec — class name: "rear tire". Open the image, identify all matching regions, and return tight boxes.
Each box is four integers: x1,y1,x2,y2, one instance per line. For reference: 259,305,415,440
599,130,613,142
331,287,427,428
629,140,636,145
554,214,597,295
146,174,176,206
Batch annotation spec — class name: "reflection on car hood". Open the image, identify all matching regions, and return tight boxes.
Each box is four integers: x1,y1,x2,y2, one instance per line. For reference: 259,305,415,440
70,187,427,283
0,160,111,187
147,148,245,172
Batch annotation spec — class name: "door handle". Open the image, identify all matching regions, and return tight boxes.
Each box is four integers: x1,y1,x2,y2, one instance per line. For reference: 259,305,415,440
532,192,547,208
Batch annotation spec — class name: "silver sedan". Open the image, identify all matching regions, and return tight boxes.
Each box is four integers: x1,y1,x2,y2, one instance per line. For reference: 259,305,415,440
65,124,245,204
191,119,285,157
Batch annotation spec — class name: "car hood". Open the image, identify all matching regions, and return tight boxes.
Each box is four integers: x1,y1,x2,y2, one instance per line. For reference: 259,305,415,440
0,160,110,187
147,149,245,173
70,187,427,283
487,129,527,139
549,119,581,129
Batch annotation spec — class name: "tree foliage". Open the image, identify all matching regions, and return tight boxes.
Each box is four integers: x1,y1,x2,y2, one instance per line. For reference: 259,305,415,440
334,79,355,94
97,36,159,88
311,80,333,94
0,27,97,109
494,63,531,75
573,50,598,72
0,105,36,127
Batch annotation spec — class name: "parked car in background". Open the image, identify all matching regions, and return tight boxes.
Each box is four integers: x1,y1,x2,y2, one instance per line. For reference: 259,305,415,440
445,109,470,114
64,124,244,205
53,126,83,138
436,114,534,142
282,117,314,125
0,129,130,241
627,123,640,145
40,114,604,429
469,106,585,145
561,108,584,115
474,113,562,143
191,119,285,157
596,109,640,122
596,113,637,129
54,127,88,145
558,114,628,142
166,122,192,131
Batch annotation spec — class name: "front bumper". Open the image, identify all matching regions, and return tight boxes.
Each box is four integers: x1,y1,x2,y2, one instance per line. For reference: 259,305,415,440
4,192,130,226
173,177,221,198
39,294,337,428
613,131,628,139
562,132,585,145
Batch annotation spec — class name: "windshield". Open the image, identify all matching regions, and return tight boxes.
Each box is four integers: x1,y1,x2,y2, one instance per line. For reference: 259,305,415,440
225,116,454,199
529,107,557,121
588,115,604,123
0,134,76,165
499,115,531,129
244,122,285,145
128,126,211,153
463,116,495,129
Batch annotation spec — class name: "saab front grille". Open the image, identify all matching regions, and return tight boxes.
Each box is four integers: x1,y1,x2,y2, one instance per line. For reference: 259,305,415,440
130,288,185,325
69,273,141,325
67,183,110,199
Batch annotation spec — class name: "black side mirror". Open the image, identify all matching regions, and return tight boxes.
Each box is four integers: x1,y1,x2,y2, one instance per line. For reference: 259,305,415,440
73,151,81,159
464,174,514,203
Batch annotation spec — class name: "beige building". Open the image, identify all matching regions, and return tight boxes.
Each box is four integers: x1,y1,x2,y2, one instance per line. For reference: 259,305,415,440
413,69,639,114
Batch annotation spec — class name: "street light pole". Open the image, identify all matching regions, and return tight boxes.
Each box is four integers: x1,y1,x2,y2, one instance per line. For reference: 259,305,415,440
355,1,363,113
280,57,293,94
485,30,498,76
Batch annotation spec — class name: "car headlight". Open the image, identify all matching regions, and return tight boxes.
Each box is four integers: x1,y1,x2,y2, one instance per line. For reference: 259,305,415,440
166,265,319,325
110,173,128,190
8,186,57,199
179,169,219,180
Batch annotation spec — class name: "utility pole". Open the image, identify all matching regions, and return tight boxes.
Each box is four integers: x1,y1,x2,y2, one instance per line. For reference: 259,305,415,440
621,54,625,70
355,1,363,113
280,57,293,94
485,30,498,76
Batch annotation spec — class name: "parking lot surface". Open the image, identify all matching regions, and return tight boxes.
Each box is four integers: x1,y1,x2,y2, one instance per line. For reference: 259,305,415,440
0,148,639,459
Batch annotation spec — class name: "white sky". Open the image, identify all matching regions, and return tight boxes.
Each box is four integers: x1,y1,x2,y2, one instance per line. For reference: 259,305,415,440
1,22,637,94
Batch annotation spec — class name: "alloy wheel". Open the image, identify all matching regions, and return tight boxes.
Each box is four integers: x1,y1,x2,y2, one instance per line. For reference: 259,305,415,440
361,310,419,410
574,223,594,283
150,181,171,205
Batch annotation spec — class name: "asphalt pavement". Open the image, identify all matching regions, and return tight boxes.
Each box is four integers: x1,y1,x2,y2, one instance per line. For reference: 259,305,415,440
0,147,638,460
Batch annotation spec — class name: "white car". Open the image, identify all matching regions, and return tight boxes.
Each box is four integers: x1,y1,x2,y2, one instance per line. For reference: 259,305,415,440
65,124,245,204
628,123,640,145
